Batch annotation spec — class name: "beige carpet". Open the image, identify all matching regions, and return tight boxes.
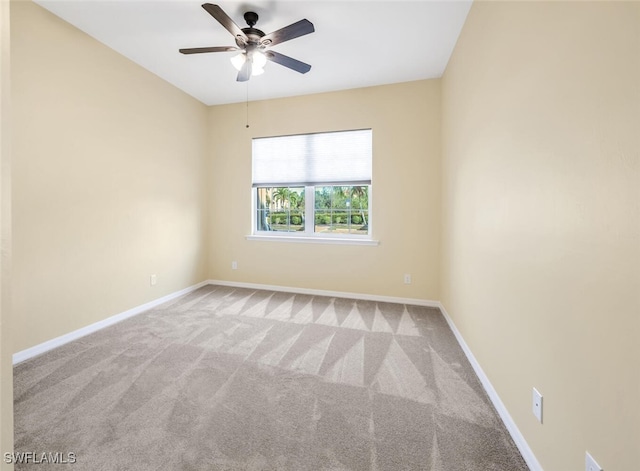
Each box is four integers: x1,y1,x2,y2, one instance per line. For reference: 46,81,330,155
14,285,528,470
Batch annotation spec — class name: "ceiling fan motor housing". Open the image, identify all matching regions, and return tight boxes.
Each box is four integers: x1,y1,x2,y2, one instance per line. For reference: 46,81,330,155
238,29,265,46
236,12,266,48
243,11,259,27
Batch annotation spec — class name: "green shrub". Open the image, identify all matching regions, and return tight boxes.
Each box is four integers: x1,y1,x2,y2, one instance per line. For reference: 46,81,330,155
268,212,304,226
270,213,287,225
333,212,348,224
351,215,362,224
315,213,331,225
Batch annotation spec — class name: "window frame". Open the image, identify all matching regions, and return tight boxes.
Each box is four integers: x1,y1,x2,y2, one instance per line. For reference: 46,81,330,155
250,129,375,244
251,183,373,242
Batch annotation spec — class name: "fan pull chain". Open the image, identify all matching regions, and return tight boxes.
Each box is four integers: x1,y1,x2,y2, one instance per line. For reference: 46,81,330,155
245,81,250,128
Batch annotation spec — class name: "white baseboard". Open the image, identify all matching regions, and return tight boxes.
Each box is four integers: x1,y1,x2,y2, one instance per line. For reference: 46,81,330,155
438,302,543,471
12,280,209,365
206,279,441,308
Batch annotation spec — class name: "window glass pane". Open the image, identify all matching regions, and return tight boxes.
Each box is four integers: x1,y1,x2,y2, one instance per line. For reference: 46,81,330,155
314,185,369,235
256,187,305,232
256,187,272,231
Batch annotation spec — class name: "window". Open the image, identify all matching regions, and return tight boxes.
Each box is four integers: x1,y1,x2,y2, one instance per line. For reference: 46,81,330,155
252,129,372,241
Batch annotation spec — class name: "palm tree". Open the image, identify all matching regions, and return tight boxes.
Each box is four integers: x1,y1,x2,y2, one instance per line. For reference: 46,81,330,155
296,189,305,210
350,186,368,226
315,187,331,209
289,190,300,210
272,187,290,211
332,186,347,206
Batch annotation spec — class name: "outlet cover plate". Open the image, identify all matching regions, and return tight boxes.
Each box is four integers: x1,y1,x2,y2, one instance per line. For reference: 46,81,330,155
585,452,602,471
532,387,543,423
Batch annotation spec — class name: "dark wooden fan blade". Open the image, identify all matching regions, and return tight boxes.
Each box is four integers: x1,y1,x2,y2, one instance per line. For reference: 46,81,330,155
202,3,248,44
265,50,311,74
237,60,252,82
260,19,314,47
179,46,238,54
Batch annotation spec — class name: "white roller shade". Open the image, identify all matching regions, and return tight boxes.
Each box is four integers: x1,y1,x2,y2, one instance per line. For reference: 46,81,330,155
252,129,372,187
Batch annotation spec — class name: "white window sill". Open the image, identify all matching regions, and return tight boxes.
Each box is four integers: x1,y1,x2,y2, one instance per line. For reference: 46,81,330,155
246,234,379,246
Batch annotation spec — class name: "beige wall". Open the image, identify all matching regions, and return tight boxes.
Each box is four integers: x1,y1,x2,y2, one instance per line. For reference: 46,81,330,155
1,0,13,468
441,2,640,470
208,80,441,300
11,1,209,353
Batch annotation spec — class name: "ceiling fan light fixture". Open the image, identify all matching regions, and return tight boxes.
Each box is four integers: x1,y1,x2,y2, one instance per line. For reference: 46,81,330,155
230,52,246,71
253,50,267,70
231,51,266,76
250,51,266,76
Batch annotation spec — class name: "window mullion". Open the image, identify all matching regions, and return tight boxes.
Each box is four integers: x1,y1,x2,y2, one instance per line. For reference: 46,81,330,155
305,186,314,235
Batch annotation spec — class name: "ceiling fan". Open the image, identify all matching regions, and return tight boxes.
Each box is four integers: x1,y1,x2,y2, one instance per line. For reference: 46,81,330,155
179,3,315,82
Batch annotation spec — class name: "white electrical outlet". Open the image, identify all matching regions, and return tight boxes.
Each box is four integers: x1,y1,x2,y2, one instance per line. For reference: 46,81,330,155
231,261,238,270
150,274,157,286
585,452,602,471
532,387,543,423
403,274,412,284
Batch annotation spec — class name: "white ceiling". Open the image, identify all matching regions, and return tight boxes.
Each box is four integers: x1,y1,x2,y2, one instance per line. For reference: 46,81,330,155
34,0,472,106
